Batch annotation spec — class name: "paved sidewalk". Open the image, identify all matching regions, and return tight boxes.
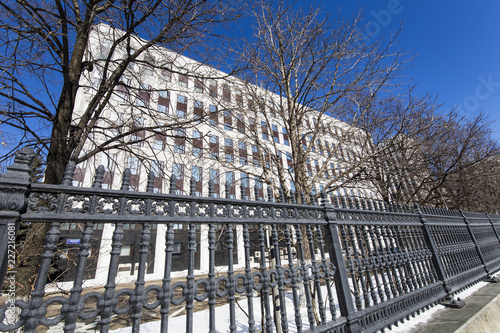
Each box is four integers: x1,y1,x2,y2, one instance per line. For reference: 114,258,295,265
411,280,500,333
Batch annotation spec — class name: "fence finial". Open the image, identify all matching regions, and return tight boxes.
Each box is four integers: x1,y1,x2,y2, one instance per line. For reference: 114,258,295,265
347,196,354,209
121,168,131,191
300,191,306,205
93,165,105,188
320,189,330,207
169,174,177,194
62,161,76,186
0,146,35,212
190,176,196,196
225,180,231,199
0,146,35,184
309,188,316,206
278,186,285,203
254,185,260,202
333,195,340,208
355,197,362,210
267,185,273,203
240,182,246,201
146,171,155,192
208,179,214,198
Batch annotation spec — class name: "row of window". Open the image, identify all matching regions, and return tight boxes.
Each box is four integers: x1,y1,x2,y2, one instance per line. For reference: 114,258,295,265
95,45,353,142
127,107,358,162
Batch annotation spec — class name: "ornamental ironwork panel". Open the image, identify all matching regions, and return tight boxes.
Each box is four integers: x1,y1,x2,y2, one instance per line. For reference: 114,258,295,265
0,151,499,333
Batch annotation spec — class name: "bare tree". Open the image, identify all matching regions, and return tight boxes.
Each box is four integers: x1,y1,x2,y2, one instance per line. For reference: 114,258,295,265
224,0,408,202
0,0,240,184
0,0,240,295
445,155,500,213
358,93,500,209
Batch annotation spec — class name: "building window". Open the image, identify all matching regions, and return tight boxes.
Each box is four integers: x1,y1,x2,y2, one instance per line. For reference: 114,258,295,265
208,79,217,98
282,128,289,146
127,156,140,191
209,168,220,198
249,117,256,132
241,173,250,197
174,128,186,154
224,110,232,131
226,171,235,199
72,161,87,187
192,166,203,196
194,79,203,93
177,94,187,118
193,130,203,157
222,84,231,102
263,148,270,169
272,124,279,143
239,141,247,165
178,73,188,88
136,83,151,107
172,163,184,194
194,100,203,122
127,156,140,175
151,161,164,193
317,140,323,155
161,68,172,82
309,136,315,152
209,105,218,126
261,121,268,140
153,134,166,150
235,90,243,105
252,145,260,167
131,117,145,146
225,138,233,163
254,176,263,201
209,134,219,160
236,113,245,133
157,90,169,113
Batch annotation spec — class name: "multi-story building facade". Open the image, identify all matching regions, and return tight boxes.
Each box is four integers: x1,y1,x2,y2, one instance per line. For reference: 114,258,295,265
55,24,375,287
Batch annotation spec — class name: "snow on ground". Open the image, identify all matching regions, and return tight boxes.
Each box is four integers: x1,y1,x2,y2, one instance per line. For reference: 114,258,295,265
110,279,493,333
386,280,490,332
43,277,495,332
111,289,318,333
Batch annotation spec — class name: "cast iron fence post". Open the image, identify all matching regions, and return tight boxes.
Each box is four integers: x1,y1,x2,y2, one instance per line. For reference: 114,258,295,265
321,190,361,333
415,204,465,308
0,147,35,285
485,212,500,243
460,210,499,283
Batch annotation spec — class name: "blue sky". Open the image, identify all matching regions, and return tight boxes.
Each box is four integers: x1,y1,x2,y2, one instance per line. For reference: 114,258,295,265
309,0,500,141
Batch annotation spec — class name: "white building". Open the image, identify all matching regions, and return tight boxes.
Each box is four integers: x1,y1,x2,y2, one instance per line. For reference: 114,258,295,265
56,24,374,287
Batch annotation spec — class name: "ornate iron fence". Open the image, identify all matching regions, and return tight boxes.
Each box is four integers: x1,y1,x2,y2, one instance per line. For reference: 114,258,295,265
0,147,499,333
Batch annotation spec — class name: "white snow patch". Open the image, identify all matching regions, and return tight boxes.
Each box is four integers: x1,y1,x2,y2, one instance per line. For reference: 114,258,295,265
387,280,491,332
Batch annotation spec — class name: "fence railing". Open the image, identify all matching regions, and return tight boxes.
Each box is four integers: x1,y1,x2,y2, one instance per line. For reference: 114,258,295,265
0,147,499,333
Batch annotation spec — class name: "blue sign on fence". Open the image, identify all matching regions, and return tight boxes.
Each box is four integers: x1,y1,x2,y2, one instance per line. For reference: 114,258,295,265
66,239,81,245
